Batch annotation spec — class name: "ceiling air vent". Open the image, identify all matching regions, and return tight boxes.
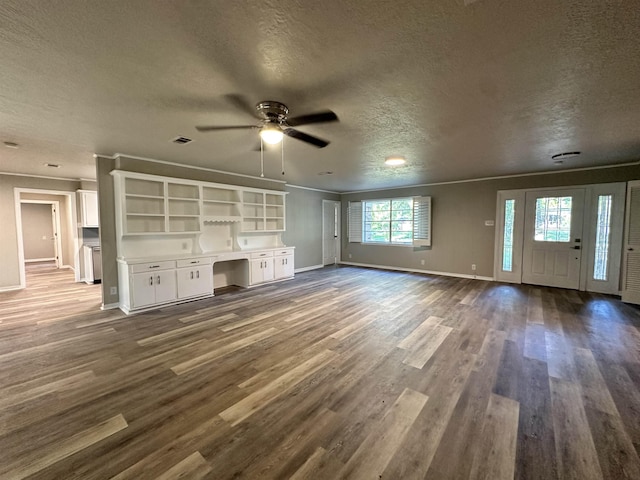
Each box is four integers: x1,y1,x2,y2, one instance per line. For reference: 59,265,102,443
172,136,193,145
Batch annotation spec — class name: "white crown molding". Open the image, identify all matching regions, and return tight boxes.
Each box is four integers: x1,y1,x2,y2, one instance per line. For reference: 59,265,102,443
286,184,340,194
341,160,640,195
95,152,287,184
0,171,83,182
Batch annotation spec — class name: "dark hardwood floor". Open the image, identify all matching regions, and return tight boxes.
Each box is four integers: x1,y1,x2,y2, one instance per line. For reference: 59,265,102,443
1,263,639,479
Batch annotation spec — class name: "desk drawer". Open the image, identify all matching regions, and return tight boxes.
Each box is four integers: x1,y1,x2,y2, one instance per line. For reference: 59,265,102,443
251,251,274,259
130,261,176,273
274,248,294,257
176,257,213,268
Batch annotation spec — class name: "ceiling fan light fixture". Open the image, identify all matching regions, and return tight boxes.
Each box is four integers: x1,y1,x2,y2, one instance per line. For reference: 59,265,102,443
259,124,284,144
385,156,406,166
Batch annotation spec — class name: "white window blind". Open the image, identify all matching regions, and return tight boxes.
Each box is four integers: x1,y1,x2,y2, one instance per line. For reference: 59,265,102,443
348,201,363,243
412,196,431,246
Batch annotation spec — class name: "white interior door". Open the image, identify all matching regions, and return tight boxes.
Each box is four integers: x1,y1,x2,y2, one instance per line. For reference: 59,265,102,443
622,181,640,304
522,189,585,289
323,200,340,265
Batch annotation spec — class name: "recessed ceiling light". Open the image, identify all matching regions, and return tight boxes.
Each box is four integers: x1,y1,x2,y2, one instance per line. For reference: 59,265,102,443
44,163,61,168
385,156,406,166
551,151,581,160
4,141,19,149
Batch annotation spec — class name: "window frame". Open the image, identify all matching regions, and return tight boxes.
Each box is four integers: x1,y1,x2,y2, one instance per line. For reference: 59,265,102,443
362,197,414,246
348,196,431,247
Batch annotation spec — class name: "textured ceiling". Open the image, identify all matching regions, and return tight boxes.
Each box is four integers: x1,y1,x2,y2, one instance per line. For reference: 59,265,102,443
1,0,639,192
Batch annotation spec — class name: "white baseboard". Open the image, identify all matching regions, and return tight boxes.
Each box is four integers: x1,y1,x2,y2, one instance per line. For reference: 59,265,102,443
0,284,24,292
101,302,120,311
24,258,56,263
338,261,494,282
61,264,75,271
295,264,324,273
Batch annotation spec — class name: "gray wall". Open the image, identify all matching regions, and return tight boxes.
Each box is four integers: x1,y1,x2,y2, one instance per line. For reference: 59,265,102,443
21,203,55,260
283,186,341,269
0,174,81,289
341,164,640,278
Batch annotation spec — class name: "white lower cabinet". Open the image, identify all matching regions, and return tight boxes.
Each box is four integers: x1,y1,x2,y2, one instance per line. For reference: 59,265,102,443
177,265,213,299
131,270,177,308
119,248,294,313
250,251,274,285
274,249,294,279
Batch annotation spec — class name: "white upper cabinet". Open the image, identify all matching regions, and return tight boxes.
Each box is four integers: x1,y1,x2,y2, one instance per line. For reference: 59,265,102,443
79,190,99,227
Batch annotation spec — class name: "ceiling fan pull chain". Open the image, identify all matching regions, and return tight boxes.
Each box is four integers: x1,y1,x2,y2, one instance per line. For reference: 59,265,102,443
260,137,264,177
281,137,285,175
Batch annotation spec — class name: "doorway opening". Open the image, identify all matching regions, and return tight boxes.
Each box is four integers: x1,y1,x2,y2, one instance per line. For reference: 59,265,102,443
20,201,62,268
494,183,625,294
14,188,80,288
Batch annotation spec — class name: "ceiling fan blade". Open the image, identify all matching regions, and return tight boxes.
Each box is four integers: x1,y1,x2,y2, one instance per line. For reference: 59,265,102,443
286,110,338,127
284,128,330,148
224,94,258,118
196,125,257,132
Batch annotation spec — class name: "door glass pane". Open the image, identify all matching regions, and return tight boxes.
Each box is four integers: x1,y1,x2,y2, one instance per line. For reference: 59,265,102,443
502,199,515,271
534,196,572,242
593,195,612,281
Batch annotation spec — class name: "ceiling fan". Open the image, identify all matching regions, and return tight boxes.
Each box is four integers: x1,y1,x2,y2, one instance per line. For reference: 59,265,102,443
196,97,339,148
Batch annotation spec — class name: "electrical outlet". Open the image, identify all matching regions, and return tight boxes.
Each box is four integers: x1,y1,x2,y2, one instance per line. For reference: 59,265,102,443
471,264,477,271
348,253,352,259
244,239,248,246
421,259,425,265
182,242,188,250
110,286,117,295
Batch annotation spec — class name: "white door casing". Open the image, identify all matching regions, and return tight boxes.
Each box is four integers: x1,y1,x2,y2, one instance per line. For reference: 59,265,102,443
496,183,625,293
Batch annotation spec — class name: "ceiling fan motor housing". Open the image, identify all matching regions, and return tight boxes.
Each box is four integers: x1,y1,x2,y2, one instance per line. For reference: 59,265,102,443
256,101,289,124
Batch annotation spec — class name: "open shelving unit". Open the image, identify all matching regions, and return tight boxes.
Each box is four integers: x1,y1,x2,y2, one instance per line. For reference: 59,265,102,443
202,186,242,224
112,171,286,237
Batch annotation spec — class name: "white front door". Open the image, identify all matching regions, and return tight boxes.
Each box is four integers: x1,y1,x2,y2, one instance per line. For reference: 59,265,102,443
323,200,340,265
522,189,585,289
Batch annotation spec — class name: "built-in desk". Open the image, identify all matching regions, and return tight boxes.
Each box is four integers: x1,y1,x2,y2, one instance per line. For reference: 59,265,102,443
116,247,294,314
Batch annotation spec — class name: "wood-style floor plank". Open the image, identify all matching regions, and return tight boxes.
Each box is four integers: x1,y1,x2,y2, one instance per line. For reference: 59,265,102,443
0,263,638,479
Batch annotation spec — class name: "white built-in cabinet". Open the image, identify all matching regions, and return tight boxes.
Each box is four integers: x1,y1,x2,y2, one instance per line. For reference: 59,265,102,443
112,171,294,314
250,251,275,284
274,248,295,279
176,258,214,299
129,262,177,309
79,190,99,227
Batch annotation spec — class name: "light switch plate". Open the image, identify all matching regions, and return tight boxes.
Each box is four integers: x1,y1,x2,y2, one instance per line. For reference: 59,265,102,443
484,220,495,226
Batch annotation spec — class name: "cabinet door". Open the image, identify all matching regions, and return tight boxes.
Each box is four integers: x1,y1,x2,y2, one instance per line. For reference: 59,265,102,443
131,273,156,308
177,266,213,298
274,255,294,279
82,191,99,227
154,270,177,304
262,257,275,282
250,258,264,284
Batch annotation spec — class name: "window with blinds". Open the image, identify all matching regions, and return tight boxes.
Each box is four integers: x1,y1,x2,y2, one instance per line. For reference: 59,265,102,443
348,196,431,246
